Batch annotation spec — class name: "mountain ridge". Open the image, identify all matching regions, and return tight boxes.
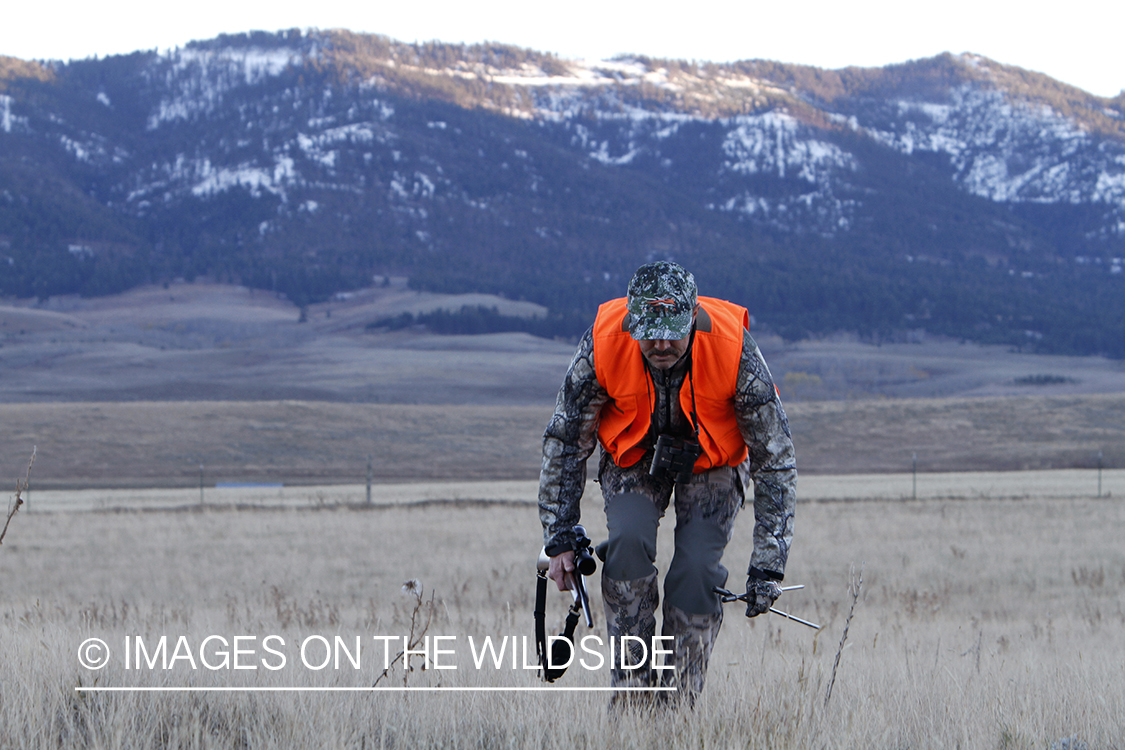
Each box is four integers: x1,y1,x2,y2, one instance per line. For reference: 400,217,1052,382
1,30,1122,355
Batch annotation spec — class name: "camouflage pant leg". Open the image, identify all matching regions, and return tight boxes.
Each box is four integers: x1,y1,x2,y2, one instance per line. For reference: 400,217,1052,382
659,465,744,700
660,603,723,700
601,571,660,688
664,465,744,615
598,452,674,688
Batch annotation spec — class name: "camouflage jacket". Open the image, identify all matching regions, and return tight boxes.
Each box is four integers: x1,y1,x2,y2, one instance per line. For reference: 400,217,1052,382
538,325,797,579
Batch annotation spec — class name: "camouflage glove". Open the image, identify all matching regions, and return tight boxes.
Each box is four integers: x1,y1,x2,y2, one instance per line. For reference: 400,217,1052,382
744,578,782,618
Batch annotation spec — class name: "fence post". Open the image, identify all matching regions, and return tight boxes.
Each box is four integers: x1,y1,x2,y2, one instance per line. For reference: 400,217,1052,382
1098,451,1103,498
912,452,917,501
366,454,373,506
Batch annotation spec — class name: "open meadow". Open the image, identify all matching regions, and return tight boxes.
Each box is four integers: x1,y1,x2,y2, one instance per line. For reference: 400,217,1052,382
2,393,1124,489
2,282,1124,747
1,478,1122,749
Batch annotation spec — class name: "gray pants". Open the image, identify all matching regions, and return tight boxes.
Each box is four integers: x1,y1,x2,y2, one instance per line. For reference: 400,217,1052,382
597,452,744,698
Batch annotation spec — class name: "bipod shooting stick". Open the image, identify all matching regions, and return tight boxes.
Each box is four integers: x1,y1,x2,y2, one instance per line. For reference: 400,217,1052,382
713,584,822,630
534,524,597,682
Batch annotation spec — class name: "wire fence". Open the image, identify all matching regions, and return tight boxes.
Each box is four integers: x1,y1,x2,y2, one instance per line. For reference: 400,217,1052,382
12,468,1123,513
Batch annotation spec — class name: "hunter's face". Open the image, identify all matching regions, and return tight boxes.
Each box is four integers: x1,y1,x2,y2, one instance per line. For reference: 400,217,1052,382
638,336,690,370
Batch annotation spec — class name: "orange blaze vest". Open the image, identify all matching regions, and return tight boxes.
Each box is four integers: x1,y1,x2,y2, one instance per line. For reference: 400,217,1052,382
592,296,750,472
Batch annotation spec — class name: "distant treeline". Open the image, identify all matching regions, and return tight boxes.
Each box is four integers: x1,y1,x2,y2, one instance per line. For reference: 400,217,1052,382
366,305,592,340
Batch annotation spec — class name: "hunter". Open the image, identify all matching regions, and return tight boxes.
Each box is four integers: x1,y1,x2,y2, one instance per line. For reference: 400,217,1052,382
538,260,796,705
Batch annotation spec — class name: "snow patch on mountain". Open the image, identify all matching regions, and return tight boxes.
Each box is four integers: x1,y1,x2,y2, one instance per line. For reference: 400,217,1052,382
721,112,857,182
416,57,677,93
170,46,301,84
865,85,1125,209
569,107,695,165
389,171,436,200
708,113,860,233
1,95,13,133
59,135,93,162
145,45,305,129
556,107,859,233
714,191,857,233
0,95,26,134
189,159,289,199
124,152,299,206
488,57,776,103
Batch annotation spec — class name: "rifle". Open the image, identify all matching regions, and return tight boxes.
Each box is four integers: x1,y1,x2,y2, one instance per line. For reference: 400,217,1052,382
534,525,597,682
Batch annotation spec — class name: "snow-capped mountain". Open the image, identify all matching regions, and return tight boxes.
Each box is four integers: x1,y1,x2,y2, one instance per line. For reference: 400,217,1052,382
1,30,1123,354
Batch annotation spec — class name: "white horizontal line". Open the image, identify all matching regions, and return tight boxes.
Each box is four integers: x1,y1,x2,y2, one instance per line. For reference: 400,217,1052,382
75,686,678,693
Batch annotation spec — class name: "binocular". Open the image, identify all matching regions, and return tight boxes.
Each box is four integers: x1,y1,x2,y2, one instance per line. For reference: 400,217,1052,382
649,433,702,484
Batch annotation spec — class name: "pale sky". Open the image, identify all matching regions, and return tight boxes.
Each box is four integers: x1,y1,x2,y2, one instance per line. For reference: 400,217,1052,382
4,0,1123,98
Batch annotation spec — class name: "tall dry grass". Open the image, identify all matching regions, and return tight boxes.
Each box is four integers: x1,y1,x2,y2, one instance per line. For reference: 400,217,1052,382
1,484,1122,748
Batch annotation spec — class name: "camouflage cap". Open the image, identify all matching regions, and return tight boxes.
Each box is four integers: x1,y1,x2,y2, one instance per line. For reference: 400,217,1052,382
626,261,697,340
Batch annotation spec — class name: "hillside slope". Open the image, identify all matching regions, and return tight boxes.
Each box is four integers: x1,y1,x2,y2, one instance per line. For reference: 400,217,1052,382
1,32,1123,354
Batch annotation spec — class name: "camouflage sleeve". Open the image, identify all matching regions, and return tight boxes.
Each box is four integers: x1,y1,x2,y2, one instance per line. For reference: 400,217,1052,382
538,327,609,551
734,329,797,580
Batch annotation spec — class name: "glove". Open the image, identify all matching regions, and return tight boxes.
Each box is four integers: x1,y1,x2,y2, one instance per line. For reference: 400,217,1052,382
744,578,782,618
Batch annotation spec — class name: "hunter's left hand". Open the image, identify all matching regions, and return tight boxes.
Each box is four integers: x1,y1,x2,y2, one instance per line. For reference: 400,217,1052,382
744,579,782,618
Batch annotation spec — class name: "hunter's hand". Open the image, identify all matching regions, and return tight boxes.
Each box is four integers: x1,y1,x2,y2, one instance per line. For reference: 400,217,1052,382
548,551,576,592
744,579,782,618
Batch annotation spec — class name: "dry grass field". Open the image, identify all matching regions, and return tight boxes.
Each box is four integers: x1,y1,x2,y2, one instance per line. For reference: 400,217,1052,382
1,393,1123,489
2,281,1124,747
1,482,1122,749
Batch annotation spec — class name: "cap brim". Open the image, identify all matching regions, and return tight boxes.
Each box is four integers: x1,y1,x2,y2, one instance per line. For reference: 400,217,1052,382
628,311,693,341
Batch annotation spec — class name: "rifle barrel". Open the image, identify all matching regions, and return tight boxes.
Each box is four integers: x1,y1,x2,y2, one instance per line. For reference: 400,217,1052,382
574,575,594,628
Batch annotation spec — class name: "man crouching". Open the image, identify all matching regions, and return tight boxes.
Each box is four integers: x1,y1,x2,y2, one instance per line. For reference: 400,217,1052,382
537,261,796,707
